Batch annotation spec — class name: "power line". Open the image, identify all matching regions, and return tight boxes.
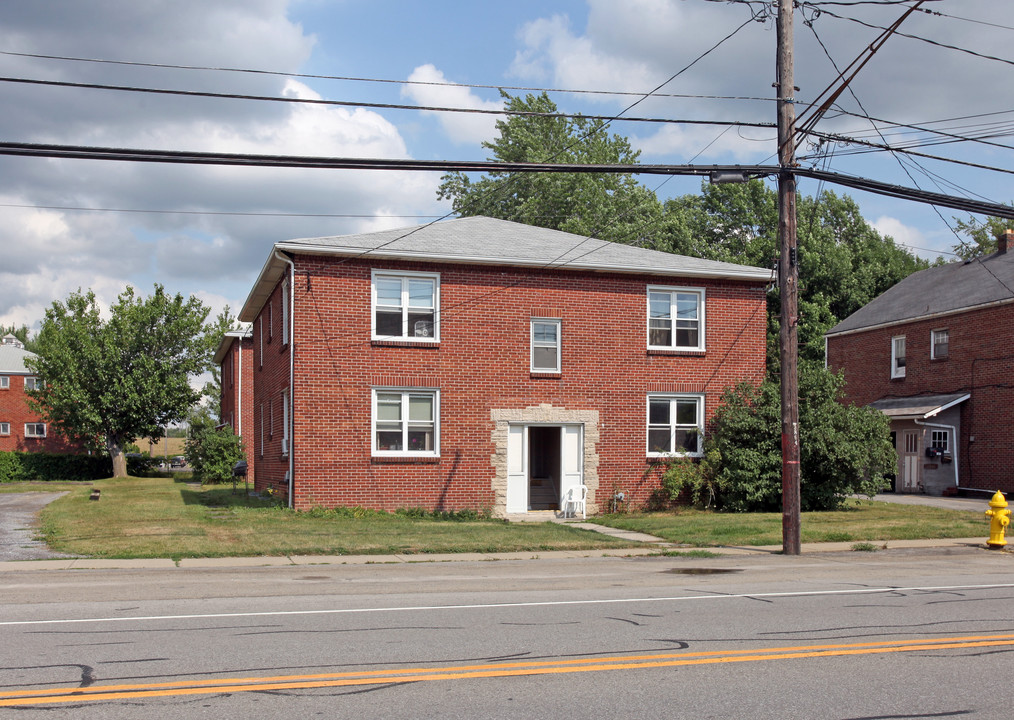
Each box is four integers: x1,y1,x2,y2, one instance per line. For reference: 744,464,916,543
0,202,445,220
0,50,776,105
0,76,776,130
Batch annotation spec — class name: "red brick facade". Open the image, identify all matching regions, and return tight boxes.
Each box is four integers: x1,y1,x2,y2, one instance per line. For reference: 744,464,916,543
0,355,80,454
827,302,1014,494
245,254,767,514
217,331,255,478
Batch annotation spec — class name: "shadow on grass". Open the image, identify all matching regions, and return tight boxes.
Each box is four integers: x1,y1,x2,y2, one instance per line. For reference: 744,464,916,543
180,484,276,509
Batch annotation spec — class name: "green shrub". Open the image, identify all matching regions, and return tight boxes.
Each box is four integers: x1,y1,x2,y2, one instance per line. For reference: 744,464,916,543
659,449,723,508
0,451,110,482
184,424,246,484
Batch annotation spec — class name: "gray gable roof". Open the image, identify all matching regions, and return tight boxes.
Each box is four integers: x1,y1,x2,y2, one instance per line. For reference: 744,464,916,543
827,250,1014,336
240,216,772,322
0,343,35,374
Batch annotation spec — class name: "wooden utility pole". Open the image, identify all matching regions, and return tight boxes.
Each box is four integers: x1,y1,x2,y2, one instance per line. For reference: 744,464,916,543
777,0,801,555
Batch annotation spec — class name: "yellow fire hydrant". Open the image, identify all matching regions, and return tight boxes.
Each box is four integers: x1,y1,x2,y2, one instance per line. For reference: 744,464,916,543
985,491,1011,548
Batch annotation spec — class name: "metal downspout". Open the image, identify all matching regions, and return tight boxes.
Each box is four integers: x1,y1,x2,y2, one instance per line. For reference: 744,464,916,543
274,250,295,509
913,418,960,490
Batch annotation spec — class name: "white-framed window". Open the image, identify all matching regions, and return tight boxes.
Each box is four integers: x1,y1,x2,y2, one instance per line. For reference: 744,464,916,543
25,423,46,438
372,388,439,456
281,389,290,456
647,286,705,351
24,377,42,391
372,271,439,341
531,318,561,373
268,300,274,341
258,316,263,368
931,329,949,359
259,403,265,458
0,422,9,435
891,336,906,378
281,278,290,346
931,430,949,452
647,394,704,457
0,376,8,389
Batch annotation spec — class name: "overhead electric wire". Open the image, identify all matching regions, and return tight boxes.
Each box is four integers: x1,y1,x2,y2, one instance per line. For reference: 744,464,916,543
0,49,776,105
0,76,775,130
0,202,445,220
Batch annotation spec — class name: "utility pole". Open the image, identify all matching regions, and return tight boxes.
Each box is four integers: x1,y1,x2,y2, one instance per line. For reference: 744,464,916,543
777,0,801,555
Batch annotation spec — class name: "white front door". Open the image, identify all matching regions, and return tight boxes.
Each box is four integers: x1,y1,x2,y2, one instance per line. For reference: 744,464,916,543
900,430,921,492
506,424,584,513
558,425,584,507
506,424,528,513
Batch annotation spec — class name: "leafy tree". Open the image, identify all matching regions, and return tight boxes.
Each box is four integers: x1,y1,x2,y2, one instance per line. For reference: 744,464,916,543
951,214,1012,259
184,404,246,484
437,91,662,243
706,361,896,512
26,285,212,478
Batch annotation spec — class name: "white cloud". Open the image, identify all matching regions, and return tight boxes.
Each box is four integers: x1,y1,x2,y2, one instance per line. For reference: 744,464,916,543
401,64,503,146
870,216,932,256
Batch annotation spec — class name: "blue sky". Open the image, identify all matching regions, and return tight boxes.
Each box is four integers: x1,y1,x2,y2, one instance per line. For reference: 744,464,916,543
0,0,1011,329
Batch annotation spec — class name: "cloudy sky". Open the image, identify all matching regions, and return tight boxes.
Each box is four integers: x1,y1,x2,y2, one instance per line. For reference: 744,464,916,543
1,0,1011,329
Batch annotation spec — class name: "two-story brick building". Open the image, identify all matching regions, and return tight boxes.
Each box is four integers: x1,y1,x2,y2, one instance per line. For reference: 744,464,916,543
214,328,255,477
231,216,770,516
0,334,78,453
826,231,1014,496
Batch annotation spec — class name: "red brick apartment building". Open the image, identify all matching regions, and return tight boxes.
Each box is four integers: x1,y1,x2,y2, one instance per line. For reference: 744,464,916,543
214,328,255,478
0,334,77,453
827,231,1014,496
232,217,770,516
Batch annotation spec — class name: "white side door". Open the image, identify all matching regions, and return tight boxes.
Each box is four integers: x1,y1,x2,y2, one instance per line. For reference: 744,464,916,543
901,430,920,492
506,425,528,513
558,425,584,506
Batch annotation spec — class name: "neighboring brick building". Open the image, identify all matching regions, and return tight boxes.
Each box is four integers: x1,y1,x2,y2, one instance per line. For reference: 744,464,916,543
0,334,78,453
826,231,1014,496
214,328,255,477
235,217,770,515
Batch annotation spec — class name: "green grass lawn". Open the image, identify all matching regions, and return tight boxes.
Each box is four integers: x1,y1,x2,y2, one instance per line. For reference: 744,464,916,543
591,501,987,547
33,477,631,560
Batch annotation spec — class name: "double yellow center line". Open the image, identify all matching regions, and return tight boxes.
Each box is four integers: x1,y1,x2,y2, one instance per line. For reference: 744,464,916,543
3,633,1013,707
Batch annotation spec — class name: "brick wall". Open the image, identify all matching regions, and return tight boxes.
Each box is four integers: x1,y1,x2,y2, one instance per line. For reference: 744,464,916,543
0,373,81,453
219,335,256,479
252,255,768,511
827,302,1014,492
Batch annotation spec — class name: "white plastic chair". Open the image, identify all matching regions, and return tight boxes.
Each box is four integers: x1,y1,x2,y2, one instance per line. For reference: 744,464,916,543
561,485,587,519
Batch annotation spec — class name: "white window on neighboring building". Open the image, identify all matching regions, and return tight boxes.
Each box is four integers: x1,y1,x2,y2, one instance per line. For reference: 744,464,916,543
260,403,265,458
281,278,290,346
0,376,8,389
281,389,290,456
268,300,274,342
931,329,949,360
0,422,9,435
531,318,561,373
647,286,705,351
25,423,46,438
891,336,906,378
647,395,704,457
24,377,42,391
258,316,263,368
372,271,439,341
931,430,949,452
372,389,438,456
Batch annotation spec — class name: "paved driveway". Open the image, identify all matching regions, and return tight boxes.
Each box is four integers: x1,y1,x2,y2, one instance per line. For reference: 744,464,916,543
0,492,76,561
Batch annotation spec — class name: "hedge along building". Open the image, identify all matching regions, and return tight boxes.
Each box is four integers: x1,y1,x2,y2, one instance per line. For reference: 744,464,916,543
236,217,770,516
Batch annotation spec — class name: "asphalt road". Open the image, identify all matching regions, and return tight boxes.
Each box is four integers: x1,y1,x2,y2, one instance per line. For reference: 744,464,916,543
2,547,1013,718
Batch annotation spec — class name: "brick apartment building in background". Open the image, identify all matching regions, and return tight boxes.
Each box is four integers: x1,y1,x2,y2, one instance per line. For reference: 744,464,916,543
0,334,78,453
226,217,771,516
214,328,255,478
827,230,1014,496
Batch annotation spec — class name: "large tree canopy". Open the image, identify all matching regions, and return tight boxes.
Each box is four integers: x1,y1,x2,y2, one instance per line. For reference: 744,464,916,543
26,285,212,477
437,91,662,244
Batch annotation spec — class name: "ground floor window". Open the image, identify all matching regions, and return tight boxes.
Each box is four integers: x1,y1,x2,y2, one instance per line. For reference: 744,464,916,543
372,388,438,456
25,423,46,438
0,422,9,435
647,394,703,457
930,429,948,452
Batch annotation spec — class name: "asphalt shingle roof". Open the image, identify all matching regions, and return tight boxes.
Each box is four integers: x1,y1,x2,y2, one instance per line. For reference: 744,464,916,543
827,250,1014,336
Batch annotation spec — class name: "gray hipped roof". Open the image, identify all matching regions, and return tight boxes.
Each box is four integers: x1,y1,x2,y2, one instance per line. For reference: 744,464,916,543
240,216,773,321
828,250,1014,336
0,342,35,374
869,392,970,419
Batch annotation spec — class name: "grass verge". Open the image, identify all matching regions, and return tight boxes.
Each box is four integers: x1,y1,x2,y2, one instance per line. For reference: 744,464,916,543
591,499,985,547
34,477,632,560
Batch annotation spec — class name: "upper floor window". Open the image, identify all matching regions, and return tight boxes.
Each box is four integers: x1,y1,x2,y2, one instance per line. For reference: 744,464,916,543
647,394,704,457
931,329,949,360
891,336,906,378
281,278,290,346
24,377,42,391
0,422,9,435
25,422,46,438
373,389,438,456
648,287,704,351
531,318,561,373
372,271,439,342
0,376,8,389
